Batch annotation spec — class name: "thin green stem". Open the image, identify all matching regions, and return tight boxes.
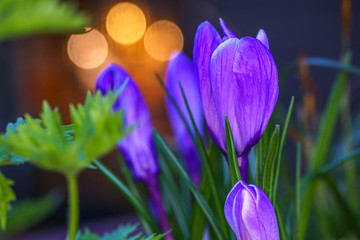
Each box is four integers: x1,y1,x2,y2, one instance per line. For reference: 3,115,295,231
67,174,79,240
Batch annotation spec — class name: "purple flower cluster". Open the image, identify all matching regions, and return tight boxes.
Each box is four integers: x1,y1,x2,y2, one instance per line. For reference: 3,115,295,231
96,17,279,240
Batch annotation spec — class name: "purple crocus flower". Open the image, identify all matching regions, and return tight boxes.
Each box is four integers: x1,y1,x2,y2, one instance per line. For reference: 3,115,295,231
96,63,159,182
165,51,203,186
193,18,278,181
224,180,279,240
96,64,173,240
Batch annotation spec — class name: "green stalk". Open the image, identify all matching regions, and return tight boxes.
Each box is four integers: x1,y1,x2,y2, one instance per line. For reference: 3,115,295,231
67,174,79,240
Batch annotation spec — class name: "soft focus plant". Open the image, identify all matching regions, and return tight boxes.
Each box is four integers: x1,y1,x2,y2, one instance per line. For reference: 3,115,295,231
0,4,360,240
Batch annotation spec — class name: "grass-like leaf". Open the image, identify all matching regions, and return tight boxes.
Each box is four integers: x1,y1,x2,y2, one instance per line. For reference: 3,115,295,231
153,129,226,240
262,125,280,201
225,116,241,185
93,160,156,232
272,96,294,204
299,53,351,240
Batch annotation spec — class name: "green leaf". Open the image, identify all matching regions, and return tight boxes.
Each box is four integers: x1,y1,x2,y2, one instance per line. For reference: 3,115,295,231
294,142,301,240
272,96,294,204
299,52,352,240
178,83,229,240
225,116,241,185
93,160,157,232
279,56,360,85
0,90,127,176
158,156,190,239
153,129,226,240
0,171,16,229
262,125,280,201
0,0,89,41
75,223,165,240
2,191,62,237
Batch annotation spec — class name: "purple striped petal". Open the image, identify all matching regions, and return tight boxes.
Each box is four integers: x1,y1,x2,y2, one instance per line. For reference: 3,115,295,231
165,52,203,186
193,21,224,151
96,63,159,181
256,29,269,49
225,181,279,240
210,37,278,155
219,18,237,40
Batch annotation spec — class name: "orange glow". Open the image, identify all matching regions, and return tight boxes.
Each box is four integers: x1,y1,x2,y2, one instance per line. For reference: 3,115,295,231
67,29,108,69
106,2,146,45
144,20,183,61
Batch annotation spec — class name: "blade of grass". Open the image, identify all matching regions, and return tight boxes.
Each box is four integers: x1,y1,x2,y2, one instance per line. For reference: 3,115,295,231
322,175,360,238
295,142,301,240
178,83,229,240
275,202,289,240
158,155,190,239
225,116,242,185
156,73,228,239
279,56,360,84
256,138,263,186
262,125,280,201
191,142,219,240
153,130,226,240
300,147,360,196
299,53,351,240
272,96,295,204
93,160,156,231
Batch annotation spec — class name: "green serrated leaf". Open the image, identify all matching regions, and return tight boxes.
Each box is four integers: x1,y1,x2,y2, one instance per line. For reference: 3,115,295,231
0,171,16,229
75,223,164,240
0,0,89,41
0,90,127,176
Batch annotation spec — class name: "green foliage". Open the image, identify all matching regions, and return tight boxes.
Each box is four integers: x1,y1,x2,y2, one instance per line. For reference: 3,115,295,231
225,116,241,185
75,224,166,240
2,191,62,237
0,0,89,41
0,171,15,229
0,91,127,176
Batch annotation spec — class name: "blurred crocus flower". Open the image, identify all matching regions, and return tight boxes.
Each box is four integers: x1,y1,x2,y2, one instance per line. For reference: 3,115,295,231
96,63,159,182
193,18,278,181
96,64,174,240
225,180,279,240
165,51,203,186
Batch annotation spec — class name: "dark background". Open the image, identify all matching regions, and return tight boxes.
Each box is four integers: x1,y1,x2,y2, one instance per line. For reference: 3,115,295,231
1,0,359,233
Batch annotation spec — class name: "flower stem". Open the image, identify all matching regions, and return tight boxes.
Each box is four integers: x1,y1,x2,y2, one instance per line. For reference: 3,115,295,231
147,178,173,240
67,174,79,240
238,152,249,182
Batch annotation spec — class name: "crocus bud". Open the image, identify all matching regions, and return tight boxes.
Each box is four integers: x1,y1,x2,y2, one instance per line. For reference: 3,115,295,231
224,180,279,240
165,51,203,186
96,63,159,181
193,18,278,181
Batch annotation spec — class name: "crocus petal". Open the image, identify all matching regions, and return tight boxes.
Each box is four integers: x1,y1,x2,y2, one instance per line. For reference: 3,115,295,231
252,185,279,239
165,51,203,186
225,180,279,240
219,18,237,39
256,29,269,49
96,63,159,181
193,21,224,150
210,37,278,155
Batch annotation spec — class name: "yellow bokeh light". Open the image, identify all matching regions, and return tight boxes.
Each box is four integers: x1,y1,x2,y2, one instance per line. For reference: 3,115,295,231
144,20,184,61
67,29,108,69
106,2,146,45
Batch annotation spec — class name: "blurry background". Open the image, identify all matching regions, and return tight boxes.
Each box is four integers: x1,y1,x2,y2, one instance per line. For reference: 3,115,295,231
1,0,360,237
